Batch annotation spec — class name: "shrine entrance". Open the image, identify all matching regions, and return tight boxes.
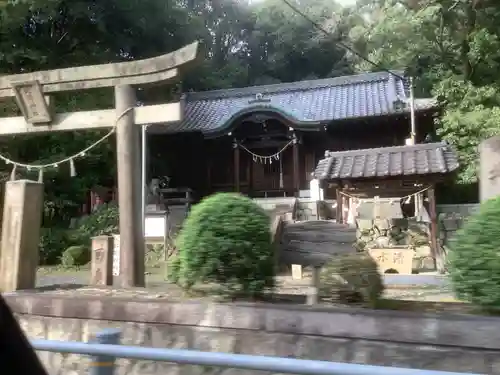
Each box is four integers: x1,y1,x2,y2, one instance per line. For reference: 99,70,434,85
232,113,299,197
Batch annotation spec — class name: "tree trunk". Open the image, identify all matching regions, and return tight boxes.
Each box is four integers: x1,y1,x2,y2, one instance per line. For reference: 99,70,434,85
461,1,477,81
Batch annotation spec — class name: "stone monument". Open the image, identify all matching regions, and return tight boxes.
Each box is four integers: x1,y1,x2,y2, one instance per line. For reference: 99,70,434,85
480,136,500,201
0,180,43,292
90,236,114,286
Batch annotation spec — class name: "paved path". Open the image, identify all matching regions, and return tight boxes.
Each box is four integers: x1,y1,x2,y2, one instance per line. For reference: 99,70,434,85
36,272,448,288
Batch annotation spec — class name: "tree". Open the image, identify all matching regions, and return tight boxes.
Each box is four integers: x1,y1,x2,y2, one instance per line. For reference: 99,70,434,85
346,0,500,183
246,0,353,84
0,0,197,224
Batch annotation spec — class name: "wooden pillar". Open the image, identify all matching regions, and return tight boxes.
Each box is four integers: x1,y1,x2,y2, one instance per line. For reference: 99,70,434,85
248,157,254,197
373,195,381,219
336,186,343,223
427,186,442,272
206,157,212,194
292,136,300,196
307,265,321,305
233,140,240,192
115,85,145,287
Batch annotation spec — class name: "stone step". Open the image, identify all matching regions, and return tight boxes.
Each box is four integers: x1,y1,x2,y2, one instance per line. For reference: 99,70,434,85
284,231,357,243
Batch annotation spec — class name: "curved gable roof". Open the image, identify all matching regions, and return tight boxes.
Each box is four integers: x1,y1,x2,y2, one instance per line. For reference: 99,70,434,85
149,71,437,138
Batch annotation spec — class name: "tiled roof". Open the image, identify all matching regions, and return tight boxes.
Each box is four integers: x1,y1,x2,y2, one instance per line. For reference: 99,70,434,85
148,71,438,138
314,142,459,180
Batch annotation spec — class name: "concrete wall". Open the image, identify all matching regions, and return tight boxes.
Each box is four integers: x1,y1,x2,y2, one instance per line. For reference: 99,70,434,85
437,204,479,217
5,293,500,374
437,204,479,247
253,197,297,211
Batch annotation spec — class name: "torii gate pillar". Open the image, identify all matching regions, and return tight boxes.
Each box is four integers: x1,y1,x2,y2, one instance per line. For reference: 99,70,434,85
115,85,144,287
0,41,199,290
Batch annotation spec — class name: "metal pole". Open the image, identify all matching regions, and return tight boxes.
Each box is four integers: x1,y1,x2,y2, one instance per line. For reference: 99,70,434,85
409,76,416,145
32,339,481,375
89,329,121,375
141,124,148,237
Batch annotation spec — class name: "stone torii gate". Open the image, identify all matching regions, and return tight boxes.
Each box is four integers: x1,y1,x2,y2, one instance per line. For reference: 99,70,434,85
0,42,199,291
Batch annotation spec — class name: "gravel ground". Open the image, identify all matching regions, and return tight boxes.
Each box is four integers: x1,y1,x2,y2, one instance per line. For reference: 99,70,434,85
35,267,455,303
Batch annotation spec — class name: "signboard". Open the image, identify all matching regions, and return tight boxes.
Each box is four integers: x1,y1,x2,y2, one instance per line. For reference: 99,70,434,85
367,248,413,275
112,234,120,277
145,216,166,238
11,81,52,123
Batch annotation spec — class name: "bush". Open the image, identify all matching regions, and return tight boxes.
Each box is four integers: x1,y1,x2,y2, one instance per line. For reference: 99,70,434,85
74,203,119,245
61,245,90,268
39,228,74,265
166,256,182,283
448,196,500,308
38,204,118,266
319,252,384,307
170,192,275,297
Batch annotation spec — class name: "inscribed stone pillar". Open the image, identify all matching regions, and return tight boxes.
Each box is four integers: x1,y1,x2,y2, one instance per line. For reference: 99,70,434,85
112,234,121,282
90,236,114,286
0,180,43,292
480,136,500,202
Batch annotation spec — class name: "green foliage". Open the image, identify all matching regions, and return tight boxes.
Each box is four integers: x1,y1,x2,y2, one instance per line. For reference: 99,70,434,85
319,252,384,307
61,245,91,268
38,204,117,266
166,256,182,283
435,77,500,183
39,228,75,265
74,203,119,245
170,193,275,297
448,196,500,308
348,0,500,183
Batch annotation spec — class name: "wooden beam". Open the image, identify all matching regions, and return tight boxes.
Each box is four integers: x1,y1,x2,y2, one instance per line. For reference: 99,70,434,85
427,186,442,273
292,139,299,195
0,42,199,97
336,188,343,223
234,143,240,192
0,103,182,135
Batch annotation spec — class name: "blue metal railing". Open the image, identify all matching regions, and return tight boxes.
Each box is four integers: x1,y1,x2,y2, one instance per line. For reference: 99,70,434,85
31,329,481,375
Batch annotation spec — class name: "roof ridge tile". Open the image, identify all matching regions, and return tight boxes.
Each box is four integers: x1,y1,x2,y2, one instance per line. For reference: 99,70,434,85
185,70,406,101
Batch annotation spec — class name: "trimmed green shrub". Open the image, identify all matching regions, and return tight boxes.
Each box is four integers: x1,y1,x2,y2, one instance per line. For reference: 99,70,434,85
319,252,384,307
61,245,90,268
170,192,275,297
448,196,500,308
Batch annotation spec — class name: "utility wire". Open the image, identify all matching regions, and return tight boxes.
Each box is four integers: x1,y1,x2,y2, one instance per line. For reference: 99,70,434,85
279,0,406,81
